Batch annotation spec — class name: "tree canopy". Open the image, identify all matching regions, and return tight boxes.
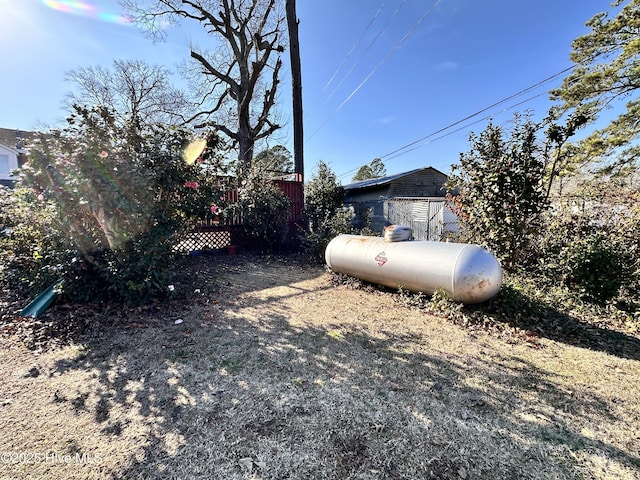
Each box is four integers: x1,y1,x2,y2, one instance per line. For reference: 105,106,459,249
352,158,387,182
65,59,189,129
123,0,287,168
253,145,293,175
550,0,640,175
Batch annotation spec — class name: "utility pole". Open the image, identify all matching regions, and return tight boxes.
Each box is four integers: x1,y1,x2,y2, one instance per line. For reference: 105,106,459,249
286,0,304,182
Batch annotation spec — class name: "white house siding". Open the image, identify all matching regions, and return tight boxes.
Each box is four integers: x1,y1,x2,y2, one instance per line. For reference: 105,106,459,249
0,143,19,186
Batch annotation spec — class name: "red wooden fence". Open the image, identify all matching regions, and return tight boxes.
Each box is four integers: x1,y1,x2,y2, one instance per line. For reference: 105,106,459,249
274,173,304,225
175,175,304,253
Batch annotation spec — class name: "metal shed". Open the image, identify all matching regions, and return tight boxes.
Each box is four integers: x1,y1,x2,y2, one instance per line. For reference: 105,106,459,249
343,167,457,239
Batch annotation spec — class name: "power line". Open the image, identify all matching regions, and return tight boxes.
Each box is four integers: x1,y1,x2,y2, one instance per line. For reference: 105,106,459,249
334,66,575,181
383,91,550,162
378,65,575,160
307,0,410,139
323,2,386,93
327,11,615,182
335,0,443,112
325,0,407,104
307,0,439,141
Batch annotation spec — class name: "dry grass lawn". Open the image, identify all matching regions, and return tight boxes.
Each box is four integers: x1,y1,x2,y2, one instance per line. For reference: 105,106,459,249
0,254,639,479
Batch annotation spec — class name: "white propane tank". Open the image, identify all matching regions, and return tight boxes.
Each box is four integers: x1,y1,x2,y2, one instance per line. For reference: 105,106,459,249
325,234,502,304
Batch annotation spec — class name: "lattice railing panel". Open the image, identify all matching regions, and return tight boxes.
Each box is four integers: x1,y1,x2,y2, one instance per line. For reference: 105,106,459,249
174,229,232,253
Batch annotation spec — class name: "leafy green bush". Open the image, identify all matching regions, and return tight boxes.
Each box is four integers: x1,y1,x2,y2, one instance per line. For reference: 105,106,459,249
535,193,639,305
559,234,631,303
11,106,229,305
0,187,72,297
303,162,344,228
301,208,355,262
237,166,291,252
446,115,549,271
64,220,178,305
300,161,355,262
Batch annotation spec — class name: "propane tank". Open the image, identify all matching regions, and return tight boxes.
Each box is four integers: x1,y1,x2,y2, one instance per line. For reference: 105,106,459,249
325,234,502,304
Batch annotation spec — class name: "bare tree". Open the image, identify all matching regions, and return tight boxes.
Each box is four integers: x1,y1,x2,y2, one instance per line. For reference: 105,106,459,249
123,0,286,169
65,59,190,128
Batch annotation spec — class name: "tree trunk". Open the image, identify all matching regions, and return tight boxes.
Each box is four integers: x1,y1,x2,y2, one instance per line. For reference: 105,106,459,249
286,0,304,181
238,133,255,171
125,0,285,172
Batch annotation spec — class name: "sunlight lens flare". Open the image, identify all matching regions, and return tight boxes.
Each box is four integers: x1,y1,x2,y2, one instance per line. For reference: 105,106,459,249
182,139,207,165
40,0,133,26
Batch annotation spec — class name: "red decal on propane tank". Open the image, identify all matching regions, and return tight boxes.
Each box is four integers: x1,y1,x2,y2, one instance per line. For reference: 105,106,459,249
375,251,387,266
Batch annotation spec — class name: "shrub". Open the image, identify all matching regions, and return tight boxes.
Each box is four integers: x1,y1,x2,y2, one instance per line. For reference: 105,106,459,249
64,219,178,306
445,114,549,271
301,161,355,262
303,161,345,232
301,208,355,262
560,234,631,303
237,166,291,252
13,106,229,305
0,186,72,297
535,194,638,304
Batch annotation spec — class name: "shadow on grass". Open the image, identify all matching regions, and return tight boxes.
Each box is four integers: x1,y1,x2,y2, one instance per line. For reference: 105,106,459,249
466,284,640,361
37,256,640,480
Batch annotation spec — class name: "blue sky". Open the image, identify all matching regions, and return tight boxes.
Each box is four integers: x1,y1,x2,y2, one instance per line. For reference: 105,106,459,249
0,0,613,183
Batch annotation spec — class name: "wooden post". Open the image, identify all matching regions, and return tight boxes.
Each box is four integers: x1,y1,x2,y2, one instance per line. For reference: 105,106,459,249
286,0,304,183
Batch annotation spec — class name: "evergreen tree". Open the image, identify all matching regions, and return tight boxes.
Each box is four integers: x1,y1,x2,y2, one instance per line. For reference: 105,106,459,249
352,158,386,181
550,0,640,175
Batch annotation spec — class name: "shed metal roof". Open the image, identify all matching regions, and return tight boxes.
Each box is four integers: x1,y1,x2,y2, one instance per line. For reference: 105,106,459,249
343,167,444,191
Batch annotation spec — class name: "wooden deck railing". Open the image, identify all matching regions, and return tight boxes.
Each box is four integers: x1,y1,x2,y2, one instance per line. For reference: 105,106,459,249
174,176,304,253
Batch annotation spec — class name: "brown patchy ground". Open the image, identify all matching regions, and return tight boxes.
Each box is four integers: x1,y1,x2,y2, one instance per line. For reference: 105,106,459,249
0,253,639,480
